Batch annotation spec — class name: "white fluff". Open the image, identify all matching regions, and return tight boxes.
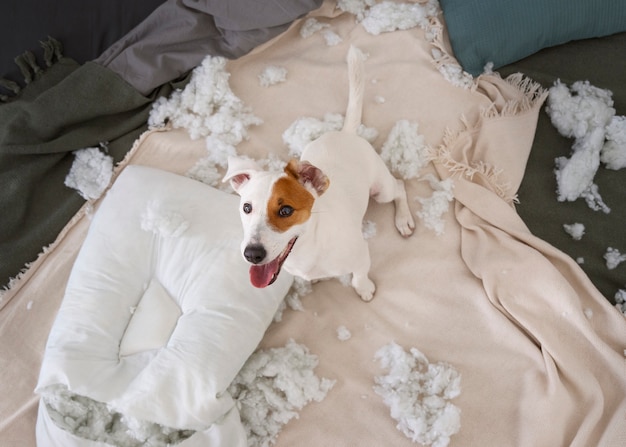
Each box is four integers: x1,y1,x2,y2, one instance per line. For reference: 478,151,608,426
604,247,626,270
361,0,439,35
41,385,193,447
546,80,622,212
64,147,113,201
563,223,585,241
299,18,330,38
374,342,461,447
322,29,343,46
140,200,189,238
380,120,430,180
273,276,312,322
282,113,378,157
336,0,377,21
228,340,335,447
259,66,288,87
416,176,454,236
336,325,352,341
601,115,626,170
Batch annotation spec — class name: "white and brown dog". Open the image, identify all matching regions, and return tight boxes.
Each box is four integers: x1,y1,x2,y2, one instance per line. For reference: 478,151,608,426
223,46,414,301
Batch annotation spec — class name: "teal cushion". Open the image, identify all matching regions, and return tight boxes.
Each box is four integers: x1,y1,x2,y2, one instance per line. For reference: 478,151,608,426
440,0,626,76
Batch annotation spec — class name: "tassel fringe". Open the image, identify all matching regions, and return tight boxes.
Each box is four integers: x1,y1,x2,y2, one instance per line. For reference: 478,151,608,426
1,36,64,103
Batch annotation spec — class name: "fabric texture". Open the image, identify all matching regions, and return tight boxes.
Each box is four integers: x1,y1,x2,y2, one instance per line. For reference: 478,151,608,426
0,57,180,289
440,0,626,76
35,165,292,444
1,1,625,446
96,0,323,94
499,31,626,304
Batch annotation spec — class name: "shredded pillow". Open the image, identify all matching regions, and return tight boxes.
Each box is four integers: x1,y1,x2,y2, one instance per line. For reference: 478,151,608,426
36,165,293,446
440,0,626,76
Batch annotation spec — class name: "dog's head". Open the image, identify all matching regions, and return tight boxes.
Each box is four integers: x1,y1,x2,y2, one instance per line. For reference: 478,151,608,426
223,156,329,288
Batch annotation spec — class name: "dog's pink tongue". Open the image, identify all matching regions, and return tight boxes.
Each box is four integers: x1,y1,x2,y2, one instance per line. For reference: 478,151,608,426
249,260,279,288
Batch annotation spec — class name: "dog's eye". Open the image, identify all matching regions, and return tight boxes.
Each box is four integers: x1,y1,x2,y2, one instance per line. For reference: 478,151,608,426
243,203,252,214
278,205,294,217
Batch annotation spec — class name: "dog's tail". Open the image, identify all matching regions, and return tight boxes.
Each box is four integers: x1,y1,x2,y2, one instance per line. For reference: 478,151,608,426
342,45,365,134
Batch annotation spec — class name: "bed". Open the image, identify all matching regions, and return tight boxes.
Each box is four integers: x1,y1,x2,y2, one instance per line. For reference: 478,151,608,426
1,1,625,446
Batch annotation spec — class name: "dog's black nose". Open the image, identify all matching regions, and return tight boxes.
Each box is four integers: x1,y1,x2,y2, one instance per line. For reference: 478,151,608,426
244,244,267,264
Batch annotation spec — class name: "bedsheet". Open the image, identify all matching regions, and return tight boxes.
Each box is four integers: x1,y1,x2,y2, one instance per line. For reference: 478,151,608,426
1,1,624,446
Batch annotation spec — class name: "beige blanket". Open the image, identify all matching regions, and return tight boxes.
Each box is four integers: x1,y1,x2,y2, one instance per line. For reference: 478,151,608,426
1,1,624,446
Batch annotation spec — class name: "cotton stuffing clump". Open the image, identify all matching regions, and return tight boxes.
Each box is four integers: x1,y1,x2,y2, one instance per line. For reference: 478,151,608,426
299,17,330,38
546,80,626,212
140,200,189,238
282,113,378,157
148,55,261,142
380,120,430,180
374,342,461,447
41,385,193,447
416,175,454,235
229,340,335,447
601,115,626,170
604,247,626,270
259,66,288,87
563,223,585,241
64,146,114,201
360,0,439,35
546,80,615,139
614,289,626,317
336,0,377,21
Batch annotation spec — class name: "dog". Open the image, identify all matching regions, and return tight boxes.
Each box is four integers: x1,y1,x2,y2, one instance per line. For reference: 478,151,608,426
223,46,414,301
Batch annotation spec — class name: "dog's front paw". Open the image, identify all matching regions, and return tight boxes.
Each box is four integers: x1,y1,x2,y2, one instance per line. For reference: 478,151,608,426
395,212,415,237
353,276,375,302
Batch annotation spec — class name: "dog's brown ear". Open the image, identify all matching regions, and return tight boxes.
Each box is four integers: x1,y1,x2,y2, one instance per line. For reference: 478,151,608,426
223,156,261,192
286,159,330,196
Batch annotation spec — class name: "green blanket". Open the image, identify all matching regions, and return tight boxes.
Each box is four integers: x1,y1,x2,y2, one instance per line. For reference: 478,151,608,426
0,49,181,287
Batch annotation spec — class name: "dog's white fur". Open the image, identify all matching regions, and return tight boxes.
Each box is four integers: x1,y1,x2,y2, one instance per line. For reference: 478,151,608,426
224,46,414,301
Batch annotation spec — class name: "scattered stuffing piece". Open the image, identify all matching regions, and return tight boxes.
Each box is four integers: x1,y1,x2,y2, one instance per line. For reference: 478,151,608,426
282,113,378,157
416,176,454,236
140,200,189,238
563,223,585,241
576,257,585,264
322,29,343,46
380,120,430,180
42,385,193,447
64,146,113,201
229,340,335,447
149,55,261,142
26,300,33,310
583,308,593,320
604,247,626,270
374,342,461,447
299,17,330,38
274,277,312,322
362,220,377,239
615,289,626,317
149,56,262,187
547,80,615,139
546,80,620,212
429,48,474,90
482,62,495,75
374,95,385,104
360,0,439,36
336,325,352,341
336,0,376,21
260,153,288,172
259,66,288,87
601,115,626,170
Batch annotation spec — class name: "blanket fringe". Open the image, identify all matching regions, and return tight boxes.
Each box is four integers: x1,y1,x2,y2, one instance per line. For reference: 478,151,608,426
434,119,518,204
481,73,548,119
1,37,64,103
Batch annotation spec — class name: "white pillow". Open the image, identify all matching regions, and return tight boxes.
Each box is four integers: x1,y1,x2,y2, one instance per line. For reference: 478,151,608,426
36,165,293,446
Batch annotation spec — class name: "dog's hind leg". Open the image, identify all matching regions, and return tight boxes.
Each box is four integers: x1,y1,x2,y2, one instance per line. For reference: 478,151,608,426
370,168,415,237
350,240,376,301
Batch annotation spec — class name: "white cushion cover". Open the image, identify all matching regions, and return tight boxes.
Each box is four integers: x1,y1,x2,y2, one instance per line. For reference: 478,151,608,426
35,165,293,445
